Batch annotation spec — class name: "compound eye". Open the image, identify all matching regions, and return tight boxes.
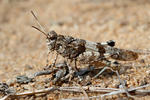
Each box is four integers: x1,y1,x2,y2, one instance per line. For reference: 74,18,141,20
48,30,57,40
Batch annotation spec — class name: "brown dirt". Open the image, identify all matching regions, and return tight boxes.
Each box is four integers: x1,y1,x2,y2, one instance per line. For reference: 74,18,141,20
1,0,150,99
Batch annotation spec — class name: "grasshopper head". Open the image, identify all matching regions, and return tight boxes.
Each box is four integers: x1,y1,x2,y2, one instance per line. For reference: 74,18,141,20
47,30,57,40
31,11,58,51
46,30,57,51
32,25,58,51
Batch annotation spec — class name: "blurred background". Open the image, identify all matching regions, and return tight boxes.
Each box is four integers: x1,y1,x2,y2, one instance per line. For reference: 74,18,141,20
0,0,150,80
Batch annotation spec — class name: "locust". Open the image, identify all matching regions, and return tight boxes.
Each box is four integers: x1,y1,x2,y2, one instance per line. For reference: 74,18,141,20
31,11,138,78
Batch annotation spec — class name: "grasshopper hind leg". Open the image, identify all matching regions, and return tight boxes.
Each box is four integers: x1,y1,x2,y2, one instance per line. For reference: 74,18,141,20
93,66,109,79
93,60,120,79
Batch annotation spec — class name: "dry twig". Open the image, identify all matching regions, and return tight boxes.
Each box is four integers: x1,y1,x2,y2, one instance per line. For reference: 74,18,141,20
73,82,89,100
0,86,116,100
1,84,150,100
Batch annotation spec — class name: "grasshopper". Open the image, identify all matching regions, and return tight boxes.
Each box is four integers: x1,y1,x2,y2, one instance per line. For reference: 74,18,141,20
31,11,138,78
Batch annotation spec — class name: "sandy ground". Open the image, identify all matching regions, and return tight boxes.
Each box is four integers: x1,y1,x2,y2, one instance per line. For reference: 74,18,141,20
1,0,150,99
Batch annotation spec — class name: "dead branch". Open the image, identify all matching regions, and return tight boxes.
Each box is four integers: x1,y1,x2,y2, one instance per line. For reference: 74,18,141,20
1,84,150,100
0,86,118,100
62,83,150,100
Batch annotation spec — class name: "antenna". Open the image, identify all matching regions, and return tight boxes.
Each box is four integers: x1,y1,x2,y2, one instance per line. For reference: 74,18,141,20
32,26,48,37
31,10,48,37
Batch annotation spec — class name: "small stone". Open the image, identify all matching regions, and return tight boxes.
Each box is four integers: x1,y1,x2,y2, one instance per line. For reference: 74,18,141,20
16,75,34,84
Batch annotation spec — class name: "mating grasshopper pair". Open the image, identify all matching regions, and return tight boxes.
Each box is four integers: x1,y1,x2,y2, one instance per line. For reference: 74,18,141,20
31,11,138,78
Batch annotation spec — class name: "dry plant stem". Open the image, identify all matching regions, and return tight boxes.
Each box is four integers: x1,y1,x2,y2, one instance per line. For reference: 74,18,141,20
115,70,133,98
59,87,119,92
66,86,150,100
86,84,150,99
135,89,150,96
2,84,150,100
0,95,10,100
73,82,89,100
0,87,57,100
15,87,57,96
128,83,150,91
64,79,150,99
0,87,119,100
92,66,131,97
